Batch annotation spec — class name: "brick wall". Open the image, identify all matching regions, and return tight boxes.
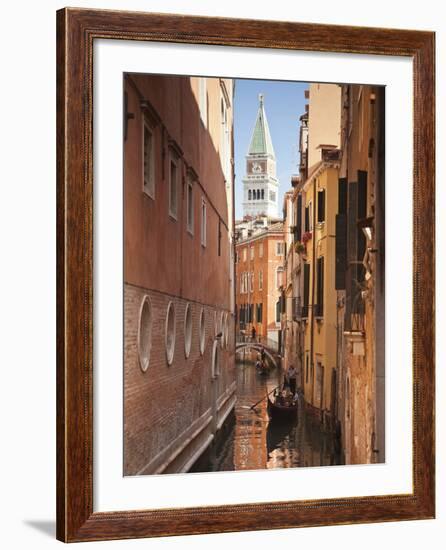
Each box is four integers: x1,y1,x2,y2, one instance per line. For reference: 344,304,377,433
124,283,235,475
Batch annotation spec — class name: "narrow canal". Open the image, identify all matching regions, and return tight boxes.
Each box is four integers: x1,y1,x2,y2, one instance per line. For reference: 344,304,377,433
195,359,343,472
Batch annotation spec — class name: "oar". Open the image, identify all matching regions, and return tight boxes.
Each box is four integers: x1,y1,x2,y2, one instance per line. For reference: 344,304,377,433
249,385,279,410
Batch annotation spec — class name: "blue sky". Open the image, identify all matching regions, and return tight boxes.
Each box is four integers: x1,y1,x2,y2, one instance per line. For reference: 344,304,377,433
234,79,308,220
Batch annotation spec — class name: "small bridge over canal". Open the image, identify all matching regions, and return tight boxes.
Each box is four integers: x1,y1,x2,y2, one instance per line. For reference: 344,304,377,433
235,336,281,369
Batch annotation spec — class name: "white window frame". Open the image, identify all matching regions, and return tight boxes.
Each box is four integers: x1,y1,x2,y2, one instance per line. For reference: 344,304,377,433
199,308,206,355
250,271,254,293
276,241,284,256
186,177,194,235
201,198,207,247
137,295,152,372
220,311,225,349
165,301,176,365
184,303,192,359
168,153,179,220
142,117,155,199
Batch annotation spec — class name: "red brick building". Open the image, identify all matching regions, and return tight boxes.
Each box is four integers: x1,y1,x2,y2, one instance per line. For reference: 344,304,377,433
123,74,236,475
235,218,284,344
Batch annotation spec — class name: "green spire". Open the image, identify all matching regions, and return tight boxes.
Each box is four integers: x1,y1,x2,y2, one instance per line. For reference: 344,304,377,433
248,94,275,157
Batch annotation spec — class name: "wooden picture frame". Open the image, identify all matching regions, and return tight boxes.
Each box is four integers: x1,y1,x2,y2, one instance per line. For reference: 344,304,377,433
56,7,435,542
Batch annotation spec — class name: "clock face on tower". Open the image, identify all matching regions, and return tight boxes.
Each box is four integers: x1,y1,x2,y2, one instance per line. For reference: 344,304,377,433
251,161,263,174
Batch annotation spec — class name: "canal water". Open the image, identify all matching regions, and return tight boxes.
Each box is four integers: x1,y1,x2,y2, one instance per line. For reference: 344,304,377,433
195,360,343,472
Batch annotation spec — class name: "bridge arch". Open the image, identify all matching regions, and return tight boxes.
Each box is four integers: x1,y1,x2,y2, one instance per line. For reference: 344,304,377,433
235,343,280,369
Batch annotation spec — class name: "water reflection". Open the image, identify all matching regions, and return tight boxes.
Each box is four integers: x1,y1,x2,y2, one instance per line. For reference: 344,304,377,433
196,360,343,472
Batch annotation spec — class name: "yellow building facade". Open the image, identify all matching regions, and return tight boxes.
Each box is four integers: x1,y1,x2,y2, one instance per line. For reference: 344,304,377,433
301,164,340,418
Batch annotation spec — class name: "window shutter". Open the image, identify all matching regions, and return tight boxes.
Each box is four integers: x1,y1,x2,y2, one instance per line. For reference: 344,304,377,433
316,257,324,316
303,263,310,308
317,189,326,223
335,214,347,290
338,178,347,215
304,206,310,233
296,194,302,241
357,170,367,220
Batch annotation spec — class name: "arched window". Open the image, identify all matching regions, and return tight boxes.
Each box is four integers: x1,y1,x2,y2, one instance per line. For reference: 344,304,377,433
248,189,252,200
165,302,176,365
220,311,225,349
211,340,220,379
261,189,265,200
184,303,192,358
199,308,206,355
137,295,152,372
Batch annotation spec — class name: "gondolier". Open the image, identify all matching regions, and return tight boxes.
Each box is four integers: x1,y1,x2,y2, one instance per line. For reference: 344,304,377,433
286,364,297,395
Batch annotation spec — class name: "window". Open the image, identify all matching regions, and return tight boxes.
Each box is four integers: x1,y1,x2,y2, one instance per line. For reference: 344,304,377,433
165,302,176,365
250,246,254,260
261,189,265,200
304,205,310,232
220,312,225,349
269,190,276,202
201,198,207,247
184,303,192,358
186,178,194,234
256,303,263,323
275,299,281,323
276,266,284,289
259,242,264,258
169,156,179,219
305,354,309,384
211,340,219,379
137,295,152,372
303,263,310,318
199,308,206,355
295,194,302,242
259,270,263,291
316,257,324,317
224,313,230,349
198,78,207,127
243,248,247,262
317,189,326,223
143,119,155,198
276,242,284,256
248,189,252,200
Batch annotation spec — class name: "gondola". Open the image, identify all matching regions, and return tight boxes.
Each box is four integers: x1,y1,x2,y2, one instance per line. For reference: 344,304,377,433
255,360,269,376
267,394,298,422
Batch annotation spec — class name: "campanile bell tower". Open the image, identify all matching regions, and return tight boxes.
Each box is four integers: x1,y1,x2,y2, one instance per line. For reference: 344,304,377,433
242,94,279,218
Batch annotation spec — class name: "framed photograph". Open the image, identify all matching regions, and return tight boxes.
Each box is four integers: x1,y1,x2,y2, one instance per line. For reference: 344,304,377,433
56,7,435,542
